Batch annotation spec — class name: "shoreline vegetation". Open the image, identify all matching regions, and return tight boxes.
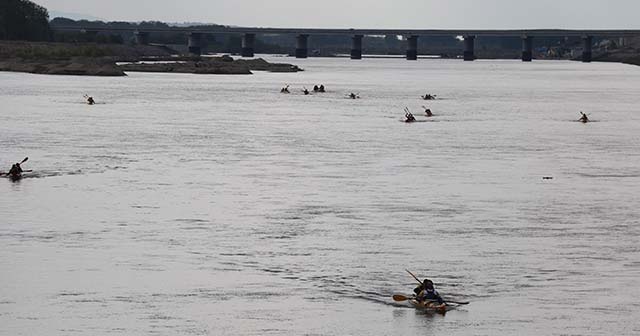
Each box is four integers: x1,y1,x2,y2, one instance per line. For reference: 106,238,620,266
0,41,303,76
1,40,639,77
592,50,640,67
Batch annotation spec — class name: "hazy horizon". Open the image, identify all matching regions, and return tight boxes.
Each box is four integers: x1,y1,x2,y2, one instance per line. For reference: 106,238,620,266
38,0,640,29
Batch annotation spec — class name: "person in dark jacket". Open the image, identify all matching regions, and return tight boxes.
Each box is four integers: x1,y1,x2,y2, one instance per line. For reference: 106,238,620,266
8,163,23,177
579,112,589,123
405,112,416,122
413,279,444,304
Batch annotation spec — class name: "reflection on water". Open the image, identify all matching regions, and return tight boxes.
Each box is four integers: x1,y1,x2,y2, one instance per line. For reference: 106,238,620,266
1,58,640,336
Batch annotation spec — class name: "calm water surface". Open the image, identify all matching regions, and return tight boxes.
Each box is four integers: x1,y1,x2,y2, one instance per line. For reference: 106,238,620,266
1,58,640,335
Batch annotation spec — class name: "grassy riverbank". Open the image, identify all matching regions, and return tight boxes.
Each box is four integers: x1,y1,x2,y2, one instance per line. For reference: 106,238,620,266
0,41,302,76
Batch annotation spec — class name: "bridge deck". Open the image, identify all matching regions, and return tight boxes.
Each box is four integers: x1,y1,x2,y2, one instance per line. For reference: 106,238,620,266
53,26,640,37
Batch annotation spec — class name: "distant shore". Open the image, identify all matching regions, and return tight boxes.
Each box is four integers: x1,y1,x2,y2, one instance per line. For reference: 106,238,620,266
593,50,640,66
0,41,303,76
1,40,639,77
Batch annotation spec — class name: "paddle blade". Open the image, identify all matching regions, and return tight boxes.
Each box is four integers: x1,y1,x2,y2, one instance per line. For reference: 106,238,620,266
393,294,410,302
21,157,28,164
446,300,470,305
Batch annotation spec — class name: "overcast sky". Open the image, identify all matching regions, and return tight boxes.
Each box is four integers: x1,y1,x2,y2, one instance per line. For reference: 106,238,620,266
38,0,640,29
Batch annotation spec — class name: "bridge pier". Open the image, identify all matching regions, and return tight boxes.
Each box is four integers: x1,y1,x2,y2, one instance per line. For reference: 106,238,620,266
134,31,150,45
351,35,363,60
582,36,593,63
463,35,475,61
188,32,203,55
406,35,418,60
296,34,308,58
521,36,533,62
241,33,255,57
618,37,627,47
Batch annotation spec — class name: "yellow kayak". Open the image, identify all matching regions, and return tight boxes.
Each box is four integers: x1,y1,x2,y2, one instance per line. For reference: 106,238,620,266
408,299,449,313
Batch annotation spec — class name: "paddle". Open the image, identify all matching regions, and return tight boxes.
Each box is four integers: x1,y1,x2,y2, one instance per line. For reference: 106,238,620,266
404,107,413,115
406,269,421,284
393,294,413,302
394,294,469,305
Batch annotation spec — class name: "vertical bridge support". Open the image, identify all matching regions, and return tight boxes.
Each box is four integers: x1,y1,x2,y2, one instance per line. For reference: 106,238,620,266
464,35,475,61
582,36,593,63
406,35,418,60
188,32,203,55
134,31,150,45
351,35,363,60
522,35,533,62
618,37,627,47
296,34,308,58
241,33,255,57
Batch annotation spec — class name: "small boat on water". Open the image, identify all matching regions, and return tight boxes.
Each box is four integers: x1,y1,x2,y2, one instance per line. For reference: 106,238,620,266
393,270,470,313
1,173,22,181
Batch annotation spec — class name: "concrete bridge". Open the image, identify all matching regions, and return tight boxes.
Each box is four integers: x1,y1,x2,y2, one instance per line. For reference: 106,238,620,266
53,26,640,62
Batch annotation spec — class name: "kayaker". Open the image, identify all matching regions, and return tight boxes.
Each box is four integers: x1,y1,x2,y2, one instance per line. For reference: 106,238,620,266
414,279,444,304
280,85,290,93
423,106,433,117
422,93,435,100
303,87,310,95
319,84,325,92
405,112,416,122
579,112,589,123
8,162,23,178
349,93,358,99
87,96,95,105
313,85,319,92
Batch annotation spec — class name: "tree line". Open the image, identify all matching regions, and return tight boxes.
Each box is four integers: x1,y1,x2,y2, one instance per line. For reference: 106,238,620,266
0,0,51,41
1,1,592,59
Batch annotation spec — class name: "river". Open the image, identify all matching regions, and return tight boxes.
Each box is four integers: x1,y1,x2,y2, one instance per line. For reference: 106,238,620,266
1,57,639,335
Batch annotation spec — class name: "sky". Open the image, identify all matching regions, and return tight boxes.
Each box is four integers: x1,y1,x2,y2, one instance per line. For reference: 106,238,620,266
38,0,640,29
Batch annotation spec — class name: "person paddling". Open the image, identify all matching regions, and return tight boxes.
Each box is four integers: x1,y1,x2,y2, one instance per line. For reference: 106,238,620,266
404,107,416,122
280,85,290,93
84,94,95,105
349,92,359,99
579,111,589,123
2,157,29,179
423,106,433,117
303,87,310,95
422,93,436,100
392,269,470,307
319,84,325,93
8,163,23,178
414,279,444,304
313,85,319,92
405,112,416,122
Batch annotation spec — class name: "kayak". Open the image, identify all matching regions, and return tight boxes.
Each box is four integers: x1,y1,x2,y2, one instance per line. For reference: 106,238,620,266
1,173,22,181
409,299,450,313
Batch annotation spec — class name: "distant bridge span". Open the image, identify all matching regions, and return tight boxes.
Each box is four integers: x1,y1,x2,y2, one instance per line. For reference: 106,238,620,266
53,25,640,62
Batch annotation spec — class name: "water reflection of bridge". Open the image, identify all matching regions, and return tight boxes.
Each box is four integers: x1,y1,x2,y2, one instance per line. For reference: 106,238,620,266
53,26,640,62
